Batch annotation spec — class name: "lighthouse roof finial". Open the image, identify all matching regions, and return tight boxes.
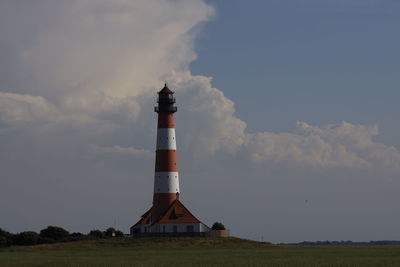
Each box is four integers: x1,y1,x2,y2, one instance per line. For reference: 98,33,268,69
159,82,173,94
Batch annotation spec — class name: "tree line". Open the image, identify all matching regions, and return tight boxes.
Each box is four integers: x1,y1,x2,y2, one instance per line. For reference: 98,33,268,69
1,222,226,247
0,226,124,247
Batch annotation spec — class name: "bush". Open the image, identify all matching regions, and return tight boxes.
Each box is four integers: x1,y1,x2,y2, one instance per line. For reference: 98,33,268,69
70,232,83,237
115,230,124,237
70,232,85,241
211,222,226,230
88,230,104,238
0,236,7,247
104,227,116,237
39,226,69,242
14,231,39,246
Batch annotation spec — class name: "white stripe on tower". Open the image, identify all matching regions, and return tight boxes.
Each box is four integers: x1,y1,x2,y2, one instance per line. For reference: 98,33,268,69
156,128,177,150
154,172,179,193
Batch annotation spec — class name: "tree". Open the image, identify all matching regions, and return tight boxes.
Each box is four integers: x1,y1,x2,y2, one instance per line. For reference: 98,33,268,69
115,230,124,237
39,226,69,242
14,231,39,246
0,228,13,246
104,227,116,237
88,230,104,238
211,222,226,230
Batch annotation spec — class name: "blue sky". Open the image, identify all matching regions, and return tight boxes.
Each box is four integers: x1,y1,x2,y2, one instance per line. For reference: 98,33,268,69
192,0,400,145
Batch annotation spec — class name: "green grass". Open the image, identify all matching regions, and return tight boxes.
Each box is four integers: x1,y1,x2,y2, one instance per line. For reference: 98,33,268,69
1,237,400,267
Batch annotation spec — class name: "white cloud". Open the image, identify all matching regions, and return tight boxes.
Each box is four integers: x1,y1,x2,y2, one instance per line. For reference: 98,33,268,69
243,121,400,172
0,92,58,125
0,0,398,174
165,72,246,155
89,144,152,158
0,0,214,121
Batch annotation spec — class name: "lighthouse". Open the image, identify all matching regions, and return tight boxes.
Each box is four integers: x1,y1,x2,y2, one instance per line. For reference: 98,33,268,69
130,84,209,235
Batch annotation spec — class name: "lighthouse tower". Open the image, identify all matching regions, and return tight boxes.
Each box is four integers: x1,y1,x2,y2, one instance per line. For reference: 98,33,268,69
130,84,209,235
153,84,179,221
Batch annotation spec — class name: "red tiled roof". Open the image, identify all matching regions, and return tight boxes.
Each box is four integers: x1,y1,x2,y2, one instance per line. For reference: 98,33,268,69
133,200,201,227
156,200,201,224
132,207,152,228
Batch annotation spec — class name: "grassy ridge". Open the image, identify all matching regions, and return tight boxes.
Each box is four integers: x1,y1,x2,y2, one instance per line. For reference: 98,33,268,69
1,237,400,267
5,237,274,251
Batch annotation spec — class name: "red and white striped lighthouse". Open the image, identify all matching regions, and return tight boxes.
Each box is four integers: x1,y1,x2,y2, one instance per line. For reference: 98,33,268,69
152,84,180,221
130,84,209,235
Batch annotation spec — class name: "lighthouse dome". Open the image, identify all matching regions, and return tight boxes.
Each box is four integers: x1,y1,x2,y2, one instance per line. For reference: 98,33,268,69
159,83,173,94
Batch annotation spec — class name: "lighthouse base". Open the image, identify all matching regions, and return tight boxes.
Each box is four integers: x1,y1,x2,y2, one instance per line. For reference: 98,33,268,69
130,200,210,236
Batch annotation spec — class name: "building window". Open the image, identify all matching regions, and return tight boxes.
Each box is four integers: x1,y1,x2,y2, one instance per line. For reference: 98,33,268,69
173,225,178,233
163,226,166,232
186,225,194,233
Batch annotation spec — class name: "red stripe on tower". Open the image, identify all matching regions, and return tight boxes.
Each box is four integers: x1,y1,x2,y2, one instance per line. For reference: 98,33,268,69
152,84,179,221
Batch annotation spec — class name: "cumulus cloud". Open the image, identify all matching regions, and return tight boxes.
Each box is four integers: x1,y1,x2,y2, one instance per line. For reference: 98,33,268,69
165,72,247,155
0,0,214,121
246,121,400,172
0,0,399,172
243,122,386,169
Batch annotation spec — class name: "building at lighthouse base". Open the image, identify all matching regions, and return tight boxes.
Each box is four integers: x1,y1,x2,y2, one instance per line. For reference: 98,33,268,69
130,199,210,236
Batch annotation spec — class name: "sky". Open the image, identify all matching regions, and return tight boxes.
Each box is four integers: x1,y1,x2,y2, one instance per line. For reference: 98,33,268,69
0,0,400,243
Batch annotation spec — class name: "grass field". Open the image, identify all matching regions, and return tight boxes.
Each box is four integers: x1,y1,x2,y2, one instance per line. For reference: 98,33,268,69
1,237,400,267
